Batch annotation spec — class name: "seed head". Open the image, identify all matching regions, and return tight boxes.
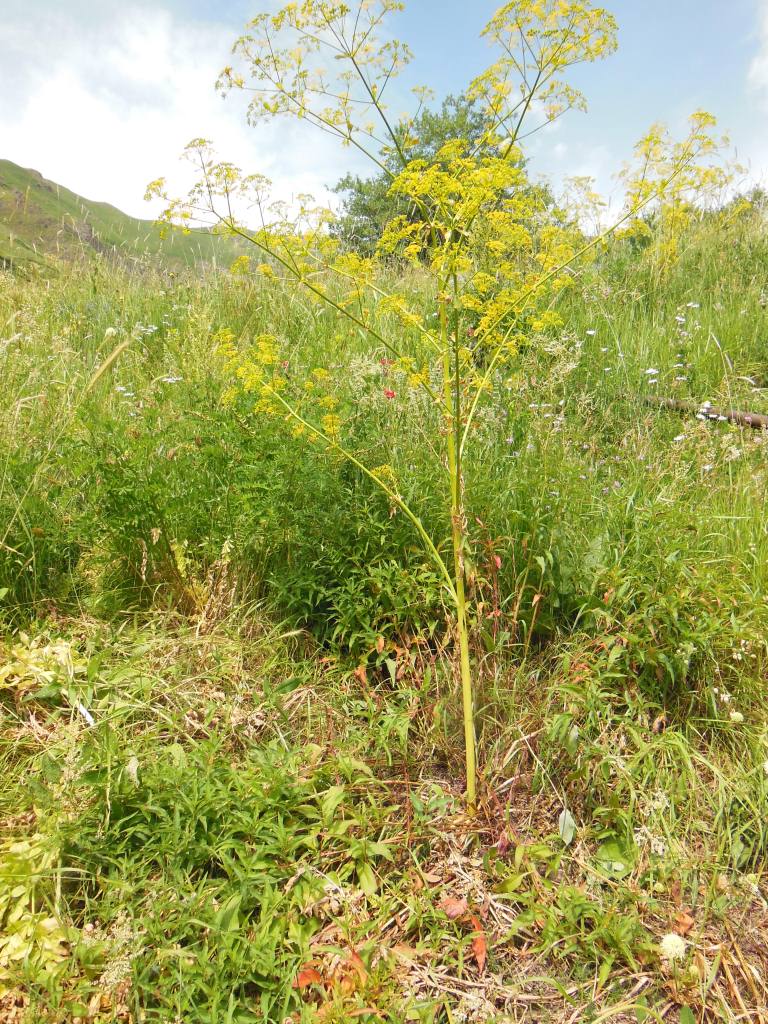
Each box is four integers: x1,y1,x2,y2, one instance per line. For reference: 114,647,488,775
659,933,687,963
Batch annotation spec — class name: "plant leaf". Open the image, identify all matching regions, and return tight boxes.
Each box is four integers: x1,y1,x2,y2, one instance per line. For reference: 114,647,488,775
469,914,487,973
293,966,323,989
558,808,577,846
438,896,468,920
673,910,695,936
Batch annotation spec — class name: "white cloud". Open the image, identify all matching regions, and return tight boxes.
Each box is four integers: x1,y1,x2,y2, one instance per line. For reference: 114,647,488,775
0,3,364,218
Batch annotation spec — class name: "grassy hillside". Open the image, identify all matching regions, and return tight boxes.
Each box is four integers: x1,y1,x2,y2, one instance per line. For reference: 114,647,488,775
0,158,240,269
1,203,767,1022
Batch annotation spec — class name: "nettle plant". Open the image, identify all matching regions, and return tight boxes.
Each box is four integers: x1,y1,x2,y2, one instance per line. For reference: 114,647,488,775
149,0,721,804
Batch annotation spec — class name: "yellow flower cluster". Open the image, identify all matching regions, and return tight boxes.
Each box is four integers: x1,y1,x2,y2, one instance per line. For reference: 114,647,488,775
620,110,741,273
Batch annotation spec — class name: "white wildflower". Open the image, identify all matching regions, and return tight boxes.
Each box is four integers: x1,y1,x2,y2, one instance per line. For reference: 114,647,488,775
729,711,744,724
660,933,687,963
125,756,140,786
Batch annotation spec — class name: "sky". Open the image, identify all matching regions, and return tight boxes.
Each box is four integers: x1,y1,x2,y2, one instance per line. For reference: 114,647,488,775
1,0,768,220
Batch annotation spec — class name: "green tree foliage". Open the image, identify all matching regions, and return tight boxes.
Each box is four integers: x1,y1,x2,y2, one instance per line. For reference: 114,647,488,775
331,93,489,253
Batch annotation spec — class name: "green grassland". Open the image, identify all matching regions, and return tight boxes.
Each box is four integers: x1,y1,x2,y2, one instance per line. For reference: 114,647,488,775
0,159,240,270
1,200,767,1023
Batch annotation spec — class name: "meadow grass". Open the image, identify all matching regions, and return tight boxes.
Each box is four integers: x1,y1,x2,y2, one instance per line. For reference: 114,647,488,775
1,206,767,1022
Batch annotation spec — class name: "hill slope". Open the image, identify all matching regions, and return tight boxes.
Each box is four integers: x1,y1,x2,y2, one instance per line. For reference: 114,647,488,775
0,159,239,269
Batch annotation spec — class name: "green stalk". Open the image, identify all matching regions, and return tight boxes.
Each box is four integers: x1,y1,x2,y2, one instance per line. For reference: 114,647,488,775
439,294,477,807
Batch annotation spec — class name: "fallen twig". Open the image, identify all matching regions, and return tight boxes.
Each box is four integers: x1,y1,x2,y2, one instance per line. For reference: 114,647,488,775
644,396,768,430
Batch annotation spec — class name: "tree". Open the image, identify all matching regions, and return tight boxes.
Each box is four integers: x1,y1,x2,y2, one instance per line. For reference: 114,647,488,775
332,93,489,254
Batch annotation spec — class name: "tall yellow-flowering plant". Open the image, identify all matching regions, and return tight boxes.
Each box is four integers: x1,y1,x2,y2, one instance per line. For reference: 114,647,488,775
149,0,722,806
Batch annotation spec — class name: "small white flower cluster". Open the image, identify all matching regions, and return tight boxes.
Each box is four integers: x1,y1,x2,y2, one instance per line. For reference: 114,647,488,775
648,789,670,813
674,304,702,342
731,638,756,663
713,687,745,724
634,825,667,857
659,932,687,964
133,322,159,338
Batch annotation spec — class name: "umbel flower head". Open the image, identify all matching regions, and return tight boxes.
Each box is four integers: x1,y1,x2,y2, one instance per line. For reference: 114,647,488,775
659,932,687,964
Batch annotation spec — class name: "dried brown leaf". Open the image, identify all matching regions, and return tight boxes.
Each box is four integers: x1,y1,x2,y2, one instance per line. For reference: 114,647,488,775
439,895,469,920
652,713,668,735
673,910,695,936
470,915,487,974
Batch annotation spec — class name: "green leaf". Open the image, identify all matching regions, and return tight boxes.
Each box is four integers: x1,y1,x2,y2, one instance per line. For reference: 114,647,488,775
357,861,378,896
679,1008,696,1024
594,838,635,879
213,893,242,933
558,809,577,846
597,956,613,991
320,785,346,824
493,871,527,894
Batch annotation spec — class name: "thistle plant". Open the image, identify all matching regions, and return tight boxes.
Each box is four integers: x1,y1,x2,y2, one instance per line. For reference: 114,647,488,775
148,0,724,805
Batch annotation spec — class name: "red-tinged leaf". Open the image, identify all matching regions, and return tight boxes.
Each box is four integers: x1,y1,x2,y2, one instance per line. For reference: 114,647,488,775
333,950,368,996
353,664,368,685
470,915,487,973
293,966,323,989
376,635,385,654
496,830,513,856
438,896,468,920
494,555,502,570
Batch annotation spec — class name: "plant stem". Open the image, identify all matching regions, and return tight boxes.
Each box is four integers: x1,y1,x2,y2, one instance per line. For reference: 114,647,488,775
440,294,477,807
